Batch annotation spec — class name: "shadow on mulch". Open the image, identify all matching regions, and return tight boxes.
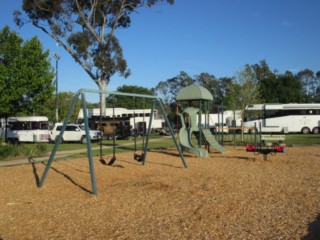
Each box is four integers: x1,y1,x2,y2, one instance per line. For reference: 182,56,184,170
217,155,257,161
98,149,188,169
29,159,92,194
302,214,320,240
112,157,185,169
29,158,40,186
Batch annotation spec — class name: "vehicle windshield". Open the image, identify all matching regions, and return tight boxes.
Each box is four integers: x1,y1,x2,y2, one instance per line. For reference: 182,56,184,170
79,125,85,130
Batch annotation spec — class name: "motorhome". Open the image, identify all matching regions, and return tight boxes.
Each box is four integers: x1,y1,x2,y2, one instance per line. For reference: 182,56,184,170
2,116,50,144
243,103,320,134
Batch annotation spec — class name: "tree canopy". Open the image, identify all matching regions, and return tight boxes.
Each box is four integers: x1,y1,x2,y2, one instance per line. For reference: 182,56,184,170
14,0,174,116
106,85,154,109
229,65,263,114
248,60,320,103
153,60,320,119
153,71,194,106
39,91,83,123
0,26,54,119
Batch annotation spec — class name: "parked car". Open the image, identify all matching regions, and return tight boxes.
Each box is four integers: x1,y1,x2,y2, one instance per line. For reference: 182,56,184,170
50,123,102,144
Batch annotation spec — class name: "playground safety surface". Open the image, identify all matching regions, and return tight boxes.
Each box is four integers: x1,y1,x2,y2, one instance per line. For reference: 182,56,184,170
0,146,319,239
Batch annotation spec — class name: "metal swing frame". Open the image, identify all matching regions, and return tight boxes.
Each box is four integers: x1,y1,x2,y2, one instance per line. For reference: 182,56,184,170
37,88,188,195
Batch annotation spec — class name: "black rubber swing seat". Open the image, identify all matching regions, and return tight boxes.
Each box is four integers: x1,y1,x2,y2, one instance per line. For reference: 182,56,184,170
99,157,117,166
107,157,117,166
134,153,144,162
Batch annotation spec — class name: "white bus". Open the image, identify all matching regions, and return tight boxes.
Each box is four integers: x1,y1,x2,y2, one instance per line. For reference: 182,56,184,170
243,103,320,134
2,116,50,144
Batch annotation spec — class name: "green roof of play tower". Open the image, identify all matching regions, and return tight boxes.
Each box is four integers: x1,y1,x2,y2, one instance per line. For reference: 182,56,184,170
176,84,213,101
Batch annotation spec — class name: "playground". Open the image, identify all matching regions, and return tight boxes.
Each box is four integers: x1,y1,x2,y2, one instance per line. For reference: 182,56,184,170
0,146,320,239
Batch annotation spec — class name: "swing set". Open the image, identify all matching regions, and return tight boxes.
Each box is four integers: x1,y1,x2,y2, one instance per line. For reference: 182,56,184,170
133,96,146,162
101,96,146,165
99,97,117,166
37,88,189,195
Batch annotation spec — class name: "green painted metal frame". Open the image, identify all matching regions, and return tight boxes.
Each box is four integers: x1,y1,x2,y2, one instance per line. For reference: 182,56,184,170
37,88,188,195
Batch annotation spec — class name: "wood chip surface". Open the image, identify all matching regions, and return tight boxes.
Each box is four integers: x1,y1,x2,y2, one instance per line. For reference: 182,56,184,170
0,146,320,239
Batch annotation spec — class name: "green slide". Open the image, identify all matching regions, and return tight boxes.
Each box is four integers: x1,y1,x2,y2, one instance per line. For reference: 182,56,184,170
179,127,209,158
179,107,209,158
201,129,227,153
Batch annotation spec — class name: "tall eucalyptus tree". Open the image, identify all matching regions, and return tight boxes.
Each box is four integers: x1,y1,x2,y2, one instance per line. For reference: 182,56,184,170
15,0,174,116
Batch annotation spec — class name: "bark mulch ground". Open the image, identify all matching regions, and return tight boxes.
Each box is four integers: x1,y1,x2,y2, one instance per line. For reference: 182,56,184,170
0,146,320,239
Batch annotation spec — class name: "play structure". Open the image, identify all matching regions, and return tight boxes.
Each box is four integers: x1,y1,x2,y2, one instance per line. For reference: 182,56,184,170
176,84,227,157
37,88,189,195
178,107,209,157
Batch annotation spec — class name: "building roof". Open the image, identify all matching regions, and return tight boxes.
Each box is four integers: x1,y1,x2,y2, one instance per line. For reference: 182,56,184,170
176,84,213,101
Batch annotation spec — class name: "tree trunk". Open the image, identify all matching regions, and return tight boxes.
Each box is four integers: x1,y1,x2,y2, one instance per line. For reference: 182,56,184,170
98,81,107,117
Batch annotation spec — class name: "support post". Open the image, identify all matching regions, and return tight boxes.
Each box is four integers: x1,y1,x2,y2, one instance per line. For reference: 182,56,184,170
198,100,202,148
38,91,81,188
142,100,155,165
81,92,97,195
158,99,189,168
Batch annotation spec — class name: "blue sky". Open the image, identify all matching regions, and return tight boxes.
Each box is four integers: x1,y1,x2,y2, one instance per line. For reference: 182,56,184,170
1,0,320,103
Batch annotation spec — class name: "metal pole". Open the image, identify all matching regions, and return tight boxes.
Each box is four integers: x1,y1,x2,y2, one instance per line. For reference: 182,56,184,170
142,100,155,165
157,99,189,168
81,92,97,195
198,101,202,148
233,107,236,147
221,104,224,146
53,52,60,122
38,91,81,189
99,99,103,160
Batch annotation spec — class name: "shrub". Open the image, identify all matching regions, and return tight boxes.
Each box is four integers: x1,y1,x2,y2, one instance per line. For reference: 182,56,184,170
0,145,18,160
0,143,48,160
31,143,48,157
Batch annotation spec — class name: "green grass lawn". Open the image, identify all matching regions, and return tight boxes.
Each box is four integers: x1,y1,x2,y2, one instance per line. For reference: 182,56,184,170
1,133,319,161
45,134,171,152
52,133,320,160
284,134,320,146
